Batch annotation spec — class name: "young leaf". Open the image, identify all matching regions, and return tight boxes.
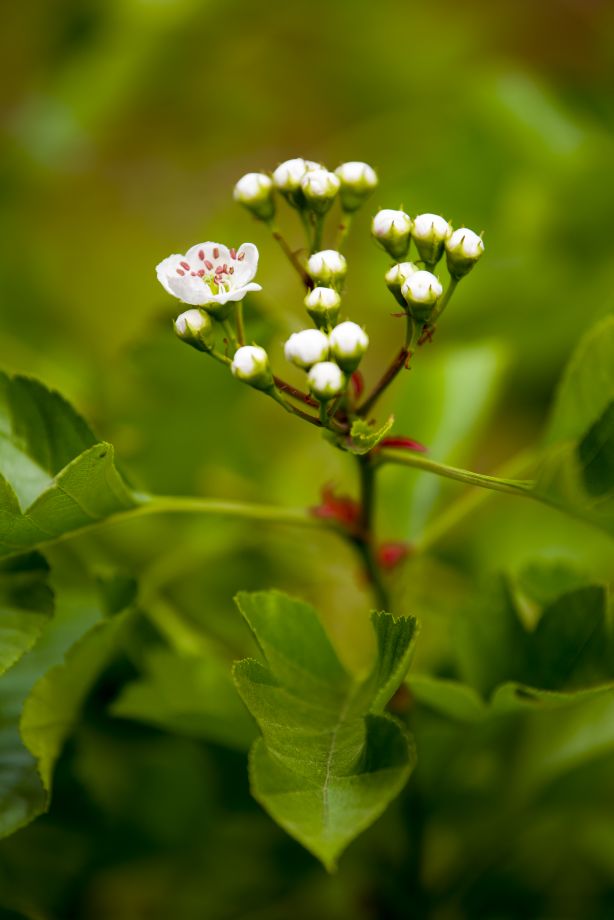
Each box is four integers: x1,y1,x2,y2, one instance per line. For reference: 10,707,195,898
0,553,54,677
0,372,138,558
344,416,395,455
233,590,417,870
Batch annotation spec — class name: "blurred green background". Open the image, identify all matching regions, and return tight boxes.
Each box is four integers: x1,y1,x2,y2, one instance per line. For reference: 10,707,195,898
1,0,614,917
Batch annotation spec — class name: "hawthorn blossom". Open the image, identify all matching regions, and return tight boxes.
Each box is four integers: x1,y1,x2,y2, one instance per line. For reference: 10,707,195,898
156,242,261,308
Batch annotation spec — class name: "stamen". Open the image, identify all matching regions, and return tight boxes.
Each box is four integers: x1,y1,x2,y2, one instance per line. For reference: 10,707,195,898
180,261,190,270
176,269,185,276
204,260,213,270
198,249,205,260
213,247,219,259
230,248,237,259
197,269,205,277
229,266,234,274
238,252,245,261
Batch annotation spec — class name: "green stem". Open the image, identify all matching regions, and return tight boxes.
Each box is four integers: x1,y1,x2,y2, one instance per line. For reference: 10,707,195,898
235,301,245,346
352,455,390,610
270,224,313,289
269,387,325,428
379,449,535,497
312,213,325,253
335,211,353,251
429,276,458,326
358,313,415,417
208,349,232,367
221,319,237,350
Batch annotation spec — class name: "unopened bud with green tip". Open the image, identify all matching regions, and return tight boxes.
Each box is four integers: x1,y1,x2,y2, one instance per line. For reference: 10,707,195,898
445,228,484,279
401,270,443,322
385,261,420,307
233,172,275,222
300,169,340,214
329,321,369,373
307,361,346,401
304,286,341,329
174,309,215,352
307,249,347,289
231,345,273,390
272,158,323,209
335,161,378,212
371,209,412,260
284,329,330,370
411,213,451,266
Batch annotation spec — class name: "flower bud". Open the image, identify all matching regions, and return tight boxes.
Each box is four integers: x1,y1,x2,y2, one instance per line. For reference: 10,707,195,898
304,286,341,329
174,309,215,352
284,329,330,370
445,228,484,279
371,209,412,260
272,158,323,209
329,321,369,373
307,361,346,401
231,345,273,390
411,213,451,266
401,270,443,321
334,161,378,212
307,250,347,289
233,172,275,222
300,169,340,214
385,262,420,307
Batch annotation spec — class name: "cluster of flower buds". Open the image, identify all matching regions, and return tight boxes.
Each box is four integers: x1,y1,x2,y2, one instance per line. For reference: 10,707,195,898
372,207,484,322
284,321,369,401
234,157,379,222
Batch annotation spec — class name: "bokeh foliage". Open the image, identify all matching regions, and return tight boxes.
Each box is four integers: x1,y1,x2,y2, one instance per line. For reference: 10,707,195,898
1,0,614,917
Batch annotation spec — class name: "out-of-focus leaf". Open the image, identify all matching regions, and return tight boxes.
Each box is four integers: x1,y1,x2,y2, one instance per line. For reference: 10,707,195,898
233,590,417,870
0,373,138,558
0,553,53,677
112,646,257,751
408,675,487,723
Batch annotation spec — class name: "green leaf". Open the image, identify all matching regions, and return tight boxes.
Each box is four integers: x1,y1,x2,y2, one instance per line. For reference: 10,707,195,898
0,553,54,677
112,646,257,751
0,373,138,558
344,416,395,455
233,590,417,870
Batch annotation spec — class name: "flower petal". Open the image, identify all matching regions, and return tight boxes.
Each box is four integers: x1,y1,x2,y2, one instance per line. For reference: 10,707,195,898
156,254,187,296
210,282,262,305
233,243,259,285
167,273,214,306
186,241,231,269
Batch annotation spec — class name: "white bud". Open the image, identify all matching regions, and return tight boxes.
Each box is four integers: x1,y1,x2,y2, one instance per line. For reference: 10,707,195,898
174,309,215,352
335,161,378,212
272,159,324,210
371,209,412,260
284,329,330,370
329,321,369,373
300,169,340,213
307,361,346,401
445,228,485,278
307,249,347,289
304,286,341,329
231,345,273,390
385,262,420,306
401,270,443,320
411,213,452,265
233,172,275,221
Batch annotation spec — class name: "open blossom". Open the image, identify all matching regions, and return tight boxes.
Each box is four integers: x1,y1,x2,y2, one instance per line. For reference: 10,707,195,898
156,242,261,309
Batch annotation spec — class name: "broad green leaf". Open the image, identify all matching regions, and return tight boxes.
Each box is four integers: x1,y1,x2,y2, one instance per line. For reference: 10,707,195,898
408,675,487,723
0,373,138,558
343,416,395,455
112,646,257,751
0,553,53,677
233,590,417,870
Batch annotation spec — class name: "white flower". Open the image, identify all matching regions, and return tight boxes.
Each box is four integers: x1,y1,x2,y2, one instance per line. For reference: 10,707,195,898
304,286,341,328
233,173,275,221
156,242,262,316
272,158,323,192
411,213,451,265
300,169,340,212
335,161,378,211
402,270,443,318
307,250,347,287
371,209,412,260
284,329,330,369
307,361,346,401
174,309,215,351
231,345,273,390
329,321,369,372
